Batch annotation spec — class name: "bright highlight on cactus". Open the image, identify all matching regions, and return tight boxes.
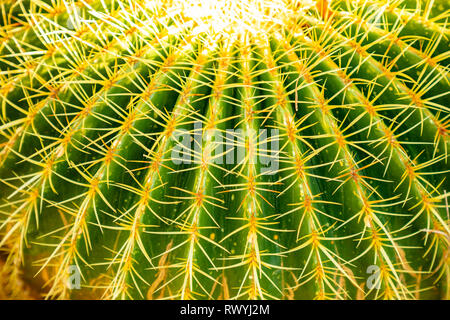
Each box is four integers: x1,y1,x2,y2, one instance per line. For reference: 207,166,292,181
0,0,449,300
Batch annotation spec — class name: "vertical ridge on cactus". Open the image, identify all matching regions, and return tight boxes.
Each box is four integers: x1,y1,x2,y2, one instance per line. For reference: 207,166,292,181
0,0,448,300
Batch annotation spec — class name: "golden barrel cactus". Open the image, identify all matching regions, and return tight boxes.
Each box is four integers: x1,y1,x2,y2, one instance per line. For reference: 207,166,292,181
0,0,449,300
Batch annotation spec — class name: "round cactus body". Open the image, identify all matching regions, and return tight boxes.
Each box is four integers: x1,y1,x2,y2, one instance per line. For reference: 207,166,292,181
0,0,449,300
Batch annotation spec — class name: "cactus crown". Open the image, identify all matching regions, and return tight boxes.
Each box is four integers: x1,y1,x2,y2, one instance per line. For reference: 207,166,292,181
0,0,449,300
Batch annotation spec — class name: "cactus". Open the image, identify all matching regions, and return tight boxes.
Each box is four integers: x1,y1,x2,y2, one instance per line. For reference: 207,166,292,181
0,0,449,300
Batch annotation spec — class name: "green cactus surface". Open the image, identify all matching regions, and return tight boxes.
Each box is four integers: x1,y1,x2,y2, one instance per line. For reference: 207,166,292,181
0,0,449,300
